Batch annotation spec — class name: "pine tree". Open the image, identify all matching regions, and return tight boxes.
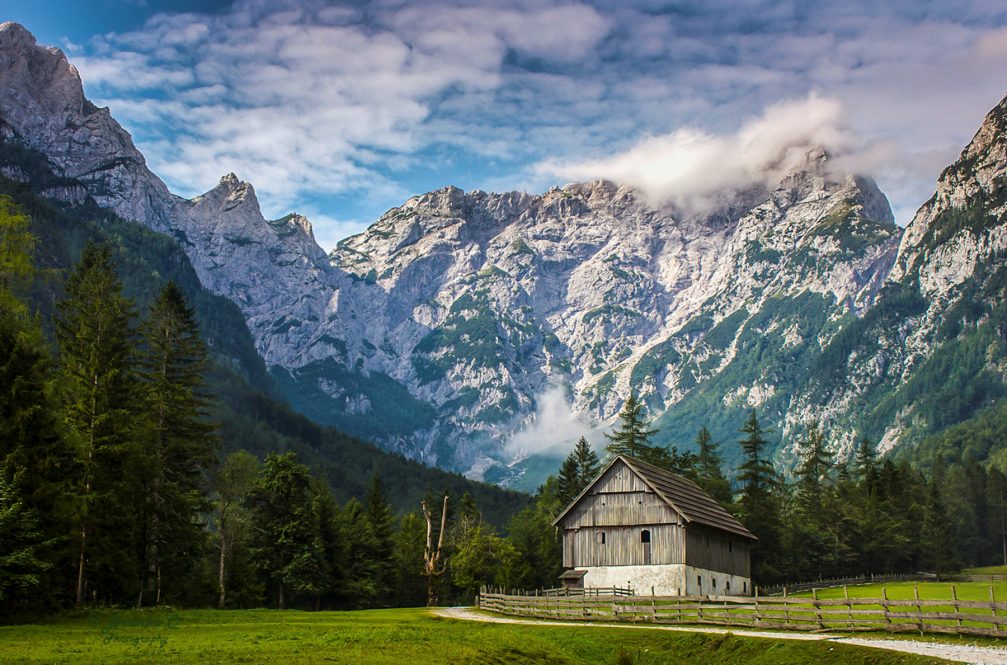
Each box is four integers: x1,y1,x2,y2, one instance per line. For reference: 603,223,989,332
921,475,960,577
0,463,50,614
556,455,581,506
0,197,66,612
135,281,217,606
736,410,782,582
737,410,776,495
572,437,600,489
56,243,138,607
392,511,427,607
246,452,321,609
795,424,833,513
695,427,731,504
557,437,601,506
604,393,659,459
364,473,395,604
854,436,878,492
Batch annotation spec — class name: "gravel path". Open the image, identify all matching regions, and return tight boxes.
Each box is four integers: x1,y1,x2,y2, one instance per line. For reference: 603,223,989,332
434,606,1007,664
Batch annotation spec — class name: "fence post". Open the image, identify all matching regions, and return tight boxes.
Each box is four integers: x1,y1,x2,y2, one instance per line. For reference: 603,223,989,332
913,586,923,635
882,587,891,631
992,586,1002,633
952,585,962,630
651,586,656,622
844,586,852,630
812,588,823,630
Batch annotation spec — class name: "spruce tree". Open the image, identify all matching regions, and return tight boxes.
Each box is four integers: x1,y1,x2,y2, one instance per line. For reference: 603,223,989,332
135,281,216,606
854,436,878,492
246,452,321,609
572,437,600,488
0,197,66,612
695,427,731,504
795,424,833,513
736,410,782,582
556,455,581,506
921,475,960,577
604,393,658,459
56,243,138,607
0,464,50,614
364,473,395,604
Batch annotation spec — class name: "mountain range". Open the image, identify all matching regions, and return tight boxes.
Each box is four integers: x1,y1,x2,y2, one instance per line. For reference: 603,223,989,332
2,21,1005,488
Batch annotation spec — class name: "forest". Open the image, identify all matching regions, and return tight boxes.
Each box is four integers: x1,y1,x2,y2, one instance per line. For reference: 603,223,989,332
2,192,1006,620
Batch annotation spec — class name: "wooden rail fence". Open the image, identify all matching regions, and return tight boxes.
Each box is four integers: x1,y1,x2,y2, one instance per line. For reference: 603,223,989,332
477,586,1007,638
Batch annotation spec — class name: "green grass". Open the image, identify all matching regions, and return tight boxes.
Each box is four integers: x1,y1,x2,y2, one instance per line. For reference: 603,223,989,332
794,580,1007,602
0,607,949,664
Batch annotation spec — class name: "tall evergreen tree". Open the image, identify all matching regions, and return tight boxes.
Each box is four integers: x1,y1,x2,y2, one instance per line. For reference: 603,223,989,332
56,243,138,607
0,197,66,612
391,511,428,607
736,410,782,582
364,473,395,604
795,424,833,513
854,436,878,492
572,437,600,489
0,464,50,615
920,474,960,577
604,393,658,459
135,281,217,606
246,452,321,609
695,427,731,504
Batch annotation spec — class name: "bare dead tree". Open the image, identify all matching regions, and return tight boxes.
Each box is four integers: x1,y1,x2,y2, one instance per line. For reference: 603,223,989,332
422,494,449,606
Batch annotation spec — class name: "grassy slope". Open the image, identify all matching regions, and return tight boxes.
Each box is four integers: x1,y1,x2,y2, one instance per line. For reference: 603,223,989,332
796,581,1007,602
0,608,949,664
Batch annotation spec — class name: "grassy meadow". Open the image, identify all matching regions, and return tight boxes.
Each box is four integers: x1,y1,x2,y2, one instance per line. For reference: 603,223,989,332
0,607,952,665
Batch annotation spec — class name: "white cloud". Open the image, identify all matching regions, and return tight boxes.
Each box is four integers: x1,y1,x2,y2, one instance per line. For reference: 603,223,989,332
65,0,1007,241
538,95,850,214
505,382,602,460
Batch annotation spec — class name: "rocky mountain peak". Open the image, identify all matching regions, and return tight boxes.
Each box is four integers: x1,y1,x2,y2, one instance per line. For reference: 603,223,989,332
888,91,1007,286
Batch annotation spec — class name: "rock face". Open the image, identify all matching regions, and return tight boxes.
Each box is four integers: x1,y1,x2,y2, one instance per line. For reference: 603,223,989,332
786,94,1007,459
4,21,1006,485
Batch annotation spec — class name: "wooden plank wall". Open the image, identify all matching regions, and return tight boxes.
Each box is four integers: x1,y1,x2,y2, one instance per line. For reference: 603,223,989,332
685,525,751,578
561,460,685,567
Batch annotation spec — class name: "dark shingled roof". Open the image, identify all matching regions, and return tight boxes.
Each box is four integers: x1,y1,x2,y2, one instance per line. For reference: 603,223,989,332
553,454,757,540
620,455,757,540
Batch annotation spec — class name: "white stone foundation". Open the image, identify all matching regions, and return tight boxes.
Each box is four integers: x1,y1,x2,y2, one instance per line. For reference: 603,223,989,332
581,564,751,597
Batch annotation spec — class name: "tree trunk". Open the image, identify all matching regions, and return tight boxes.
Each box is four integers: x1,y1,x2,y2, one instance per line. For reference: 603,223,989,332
278,581,285,610
218,533,227,608
75,522,87,607
155,560,162,606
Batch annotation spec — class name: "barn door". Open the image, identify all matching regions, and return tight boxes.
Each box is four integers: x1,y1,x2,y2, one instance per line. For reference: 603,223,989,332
641,529,652,565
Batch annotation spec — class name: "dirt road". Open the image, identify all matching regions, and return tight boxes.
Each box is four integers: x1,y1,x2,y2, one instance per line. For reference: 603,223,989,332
434,606,1007,664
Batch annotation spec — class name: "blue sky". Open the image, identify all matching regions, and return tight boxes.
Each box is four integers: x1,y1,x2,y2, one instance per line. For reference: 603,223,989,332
9,1,1007,249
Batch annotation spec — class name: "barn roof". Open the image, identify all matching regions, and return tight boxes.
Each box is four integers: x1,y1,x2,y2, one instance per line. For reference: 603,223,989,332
552,454,757,540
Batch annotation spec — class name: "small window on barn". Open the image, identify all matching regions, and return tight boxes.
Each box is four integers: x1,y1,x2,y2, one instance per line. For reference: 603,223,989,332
726,580,731,592
600,532,606,544
743,582,747,594
712,578,717,589
697,576,702,588
729,540,733,553
641,530,651,543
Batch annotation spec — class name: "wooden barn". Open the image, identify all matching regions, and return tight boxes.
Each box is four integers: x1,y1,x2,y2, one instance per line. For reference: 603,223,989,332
552,454,757,596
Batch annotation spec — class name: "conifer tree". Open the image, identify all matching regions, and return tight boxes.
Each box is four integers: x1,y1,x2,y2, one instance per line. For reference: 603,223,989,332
573,437,600,488
246,452,321,609
56,243,138,607
795,424,833,514
0,464,50,614
604,393,658,459
556,455,581,506
695,427,731,504
854,436,878,492
920,475,960,577
736,410,782,581
0,197,66,611
392,511,427,607
364,473,396,603
135,281,216,606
